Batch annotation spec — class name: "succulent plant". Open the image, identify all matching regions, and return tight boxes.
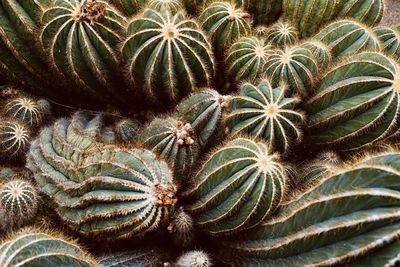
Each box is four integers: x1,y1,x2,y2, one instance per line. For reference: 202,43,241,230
336,0,384,27
27,112,177,239
300,151,340,184
236,0,283,26
0,228,95,267
305,51,400,151
168,207,195,248
0,119,30,158
114,118,140,144
374,25,400,60
264,21,299,48
300,40,331,70
199,2,252,55
314,19,381,60
227,79,303,152
176,250,212,267
176,89,231,148
264,45,318,97
99,249,170,267
282,0,337,38
41,0,129,105
122,8,214,105
226,36,274,83
148,0,183,14
140,117,198,180
222,148,400,266
183,137,287,236
112,0,144,16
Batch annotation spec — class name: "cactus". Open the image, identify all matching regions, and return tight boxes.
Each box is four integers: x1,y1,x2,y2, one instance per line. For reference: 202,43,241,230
176,250,212,267
226,36,274,83
265,21,298,48
27,112,177,239
236,0,283,26
148,0,183,14
300,40,331,70
199,2,251,55
336,0,384,27
301,151,340,184
374,25,400,60
183,138,287,236
140,117,198,179
0,178,38,229
282,0,338,38
222,148,400,266
314,19,381,60
264,45,318,97
176,89,231,148
113,0,145,16
122,8,214,105
99,249,169,267
0,228,95,266
114,118,140,144
182,0,206,15
0,119,30,158
168,207,195,247
41,0,129,105
305,52,400,151
227,79,303,152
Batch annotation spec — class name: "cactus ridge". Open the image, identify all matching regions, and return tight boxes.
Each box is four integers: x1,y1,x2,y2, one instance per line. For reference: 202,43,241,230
235,0,283,26
3,96,45,127
148,0,183,14
300,40,332,70
336,0,384,27
375,25,400,60
113,0,144,16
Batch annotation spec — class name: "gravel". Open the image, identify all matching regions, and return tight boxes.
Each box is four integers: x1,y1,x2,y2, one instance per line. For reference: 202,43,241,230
381,0,400,26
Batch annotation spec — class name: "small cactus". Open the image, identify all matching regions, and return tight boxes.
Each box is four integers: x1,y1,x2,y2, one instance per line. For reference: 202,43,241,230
0,119,31,158
336,0,384,27
265,21,299,48
374,25,400,60
114,118,140,144
176,250,212,267
300,40,331,70
301,151,340,184
168,207,195,247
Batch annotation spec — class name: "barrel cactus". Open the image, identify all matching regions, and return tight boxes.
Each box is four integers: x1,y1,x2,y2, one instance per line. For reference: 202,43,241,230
27,112,177,239
300,40,331,70
140,117,198,179
314,19,381,60
226,36,274,83
221,148,400,266
0,228,95,267
264,45,318,97
0,119,30,158
183,137,287,236
374,25,400,60
305,52,400,151
99,249,169,267
264,21,299,48
122,8,214,105
236,0,282,25
176,89,231,148
227,79,303,152
336,0,384,27
199,2,251,55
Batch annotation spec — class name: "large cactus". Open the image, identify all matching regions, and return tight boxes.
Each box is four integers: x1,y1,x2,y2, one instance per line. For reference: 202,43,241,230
314,19,381,60
227,79,303,152
122,8,214,105
0,228,95,267
27,112,177,239
221,148,400,266
336,0,384,27
183,138,287,236
235,0,283,25
41,0,129,105
374,25,400,60
305,52,400,151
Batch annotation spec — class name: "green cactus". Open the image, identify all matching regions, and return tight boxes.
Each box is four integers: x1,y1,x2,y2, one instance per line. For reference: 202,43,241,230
265,21,299,48
336,0,384,27
0,228,96,267
183,137,287,236
222,148,400,266
27,112,177,239
227,79,304,152
199,2,252,55
122,8,214,105
0,178,38,229
99,249,169,267
148,0,183,14
305,51,400,151
114,118,140,144
226,36,274,83
140,117,198,180
236,0,283,26
264,45,318,97
374,25,400,60
314,19,381,60
113,0,145,16
300,40,331,70
0,119,30,158
301,151,340,184
176,250,212,267
41,0,129,105
282,0,338,38
168,207,195,248
176,89,231,148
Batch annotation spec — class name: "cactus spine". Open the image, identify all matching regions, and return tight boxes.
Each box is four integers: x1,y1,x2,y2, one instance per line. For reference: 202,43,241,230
183,138,287,235
264,21,299,48
374,25,400,60
336,0,384,27
168,207,195,247
227,79,303,152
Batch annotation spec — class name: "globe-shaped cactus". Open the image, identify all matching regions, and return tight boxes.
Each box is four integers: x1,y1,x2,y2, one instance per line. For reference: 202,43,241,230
0,119,30,158
148,0,183,14
374,25,400,60
300,40,331,70
265,21,299,48
3,96,48,128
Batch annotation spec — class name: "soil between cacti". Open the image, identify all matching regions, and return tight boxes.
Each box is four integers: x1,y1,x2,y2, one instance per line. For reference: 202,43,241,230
381,0,400,26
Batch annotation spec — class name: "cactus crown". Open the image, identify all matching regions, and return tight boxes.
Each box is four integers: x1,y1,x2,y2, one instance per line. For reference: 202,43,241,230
73,0,106,24
0,120,30,156
173,121,195,146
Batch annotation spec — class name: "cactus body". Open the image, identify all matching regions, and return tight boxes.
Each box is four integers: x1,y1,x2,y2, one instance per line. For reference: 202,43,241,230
176,89,230,147
122,9,214,104
41,0,128,105
226,37,274,83
300,40,331,70
27,113,177,239
148,0,183,14
314,20,381,60
301,152,339,184
200,2,251,55
3,96,47,128
264,46,318,97
336,0,384,27
305,52,400,151
265,21,298,48
114,118,140,144
0,228,95,267
99,249,169,267
236,0,282,25
282,0,338,38
374,25,400,60
140,117,198,179
113,0,144,16
227,80,303,152
182,0,205,15
0,119,30,157
183,138,286,236
176,250,212,267
168,207,195,247
223,149,400,266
